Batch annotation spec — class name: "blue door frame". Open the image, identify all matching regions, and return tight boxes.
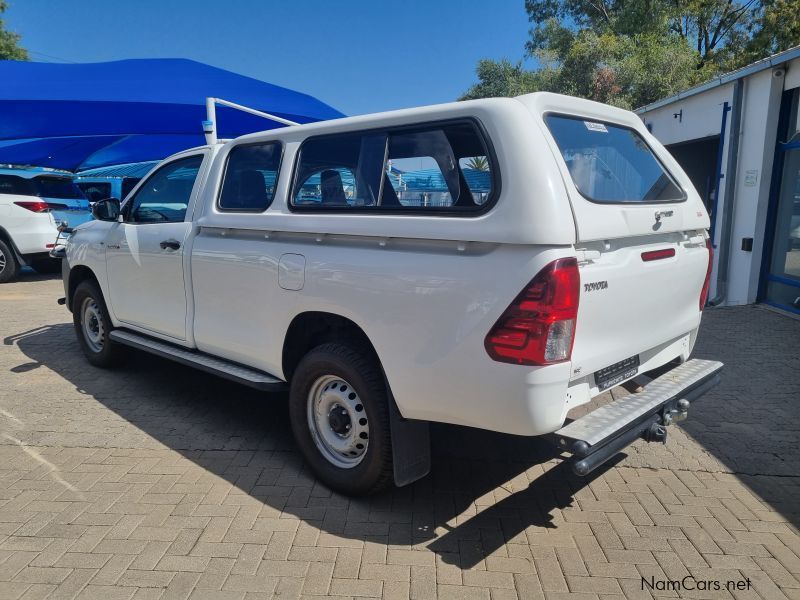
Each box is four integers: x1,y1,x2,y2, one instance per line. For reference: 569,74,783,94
759,138,800,315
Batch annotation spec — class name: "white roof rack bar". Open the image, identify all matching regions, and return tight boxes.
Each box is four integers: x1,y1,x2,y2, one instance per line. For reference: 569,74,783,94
203,97,300,145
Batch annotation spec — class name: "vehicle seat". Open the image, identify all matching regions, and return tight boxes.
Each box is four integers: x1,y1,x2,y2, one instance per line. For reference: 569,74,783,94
320,170,348,205
236,170,267,209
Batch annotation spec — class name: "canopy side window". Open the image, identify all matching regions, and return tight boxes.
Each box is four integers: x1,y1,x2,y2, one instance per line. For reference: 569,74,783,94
289,119,497,214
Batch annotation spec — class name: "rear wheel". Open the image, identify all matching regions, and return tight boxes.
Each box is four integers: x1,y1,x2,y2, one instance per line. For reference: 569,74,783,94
0,239,20,283
72,280,123,367
289,342,393,495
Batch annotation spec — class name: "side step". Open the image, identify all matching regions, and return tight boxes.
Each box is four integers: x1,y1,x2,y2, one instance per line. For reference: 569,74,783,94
109,329,287,392
555,358,723,476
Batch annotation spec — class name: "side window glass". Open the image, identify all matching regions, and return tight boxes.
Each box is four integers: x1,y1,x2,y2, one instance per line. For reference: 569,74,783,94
385,130,459,208
121,177,141,200
290,121,495,212
0,175,34,196
128,155,203,223
291,132,386,208
219,143,282,211
296,167,357,205
458,156,493,205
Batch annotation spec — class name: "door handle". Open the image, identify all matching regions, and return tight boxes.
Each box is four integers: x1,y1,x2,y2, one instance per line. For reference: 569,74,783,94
159,239,181,251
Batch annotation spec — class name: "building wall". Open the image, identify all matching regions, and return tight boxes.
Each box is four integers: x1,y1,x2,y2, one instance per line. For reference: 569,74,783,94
640,85,733,146
638,61,798,306
728,69,784,304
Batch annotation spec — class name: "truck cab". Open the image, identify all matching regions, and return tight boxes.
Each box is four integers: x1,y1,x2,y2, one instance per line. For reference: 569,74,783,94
60,92,722,494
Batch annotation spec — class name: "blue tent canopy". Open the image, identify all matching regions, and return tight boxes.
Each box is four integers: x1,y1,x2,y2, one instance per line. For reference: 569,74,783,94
0,58,344,171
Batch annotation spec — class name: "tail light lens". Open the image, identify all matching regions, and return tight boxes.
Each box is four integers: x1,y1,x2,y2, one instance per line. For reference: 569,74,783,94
485,257,580,366
14,201,52,213
699,238,713,311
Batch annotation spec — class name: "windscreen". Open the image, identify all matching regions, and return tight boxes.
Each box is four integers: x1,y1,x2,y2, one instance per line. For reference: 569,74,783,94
34,176,86,200
545,115,684,203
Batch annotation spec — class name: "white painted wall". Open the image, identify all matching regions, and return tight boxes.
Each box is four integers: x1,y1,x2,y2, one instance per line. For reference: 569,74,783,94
640,85,733,145
784,57,800,91
787,58,800,138
727,68,784,304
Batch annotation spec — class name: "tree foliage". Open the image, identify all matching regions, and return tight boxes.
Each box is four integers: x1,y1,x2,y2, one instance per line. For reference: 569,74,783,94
0,1,27,60
461,0,799,108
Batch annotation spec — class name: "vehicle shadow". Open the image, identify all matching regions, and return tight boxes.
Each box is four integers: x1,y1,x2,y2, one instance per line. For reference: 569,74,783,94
5,322,617,568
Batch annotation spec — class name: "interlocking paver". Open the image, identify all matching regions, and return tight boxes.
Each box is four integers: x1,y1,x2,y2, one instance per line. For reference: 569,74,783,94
1,276,799,599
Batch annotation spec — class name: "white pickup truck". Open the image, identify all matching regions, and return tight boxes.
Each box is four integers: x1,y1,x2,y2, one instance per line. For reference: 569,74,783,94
59,92,722,494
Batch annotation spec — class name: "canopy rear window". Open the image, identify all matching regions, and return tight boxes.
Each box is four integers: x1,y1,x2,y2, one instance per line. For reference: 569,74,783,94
545,115,684,203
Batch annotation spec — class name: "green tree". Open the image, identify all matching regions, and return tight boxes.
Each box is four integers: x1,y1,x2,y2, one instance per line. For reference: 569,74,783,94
461,0,798,108
0,1,27,60
742,0,800,62
465,156,490,171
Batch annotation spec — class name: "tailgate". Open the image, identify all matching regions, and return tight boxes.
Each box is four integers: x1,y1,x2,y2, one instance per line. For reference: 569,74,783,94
533,103,712,382
571,232,709,378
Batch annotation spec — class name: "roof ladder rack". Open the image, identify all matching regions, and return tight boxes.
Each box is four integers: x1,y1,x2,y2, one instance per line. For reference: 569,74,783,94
203,97,300,145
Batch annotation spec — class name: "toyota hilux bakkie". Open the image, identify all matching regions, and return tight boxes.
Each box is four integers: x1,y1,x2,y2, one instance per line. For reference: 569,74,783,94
58,93,723,494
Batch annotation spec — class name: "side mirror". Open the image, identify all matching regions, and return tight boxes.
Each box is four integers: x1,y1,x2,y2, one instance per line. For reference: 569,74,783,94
91,198,121,221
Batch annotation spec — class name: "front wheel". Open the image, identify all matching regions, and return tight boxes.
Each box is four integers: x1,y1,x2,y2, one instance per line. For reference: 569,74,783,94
289,342,393,495
72,280,124,367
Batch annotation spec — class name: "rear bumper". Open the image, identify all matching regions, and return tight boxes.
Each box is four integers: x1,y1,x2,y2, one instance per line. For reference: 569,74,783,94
553,358,723,476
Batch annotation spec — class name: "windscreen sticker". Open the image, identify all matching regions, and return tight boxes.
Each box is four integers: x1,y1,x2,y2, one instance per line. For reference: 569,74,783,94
584,121,608,133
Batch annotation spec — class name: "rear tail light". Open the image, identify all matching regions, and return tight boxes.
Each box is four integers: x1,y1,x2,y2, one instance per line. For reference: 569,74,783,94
699,238,713,311
485,257,580,366
14,201,52,213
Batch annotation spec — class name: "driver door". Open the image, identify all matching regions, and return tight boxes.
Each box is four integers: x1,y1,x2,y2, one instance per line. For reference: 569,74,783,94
105,153,205,340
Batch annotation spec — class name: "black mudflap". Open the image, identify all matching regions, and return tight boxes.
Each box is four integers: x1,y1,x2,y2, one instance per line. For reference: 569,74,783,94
388,391,431,487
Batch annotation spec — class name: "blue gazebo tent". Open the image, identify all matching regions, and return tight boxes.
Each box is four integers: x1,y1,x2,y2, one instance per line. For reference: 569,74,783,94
0,58,344,171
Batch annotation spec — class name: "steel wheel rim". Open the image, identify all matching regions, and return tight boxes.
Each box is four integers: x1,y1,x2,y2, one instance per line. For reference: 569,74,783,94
81,297,105,353
307,374,369,469
0,247,5,273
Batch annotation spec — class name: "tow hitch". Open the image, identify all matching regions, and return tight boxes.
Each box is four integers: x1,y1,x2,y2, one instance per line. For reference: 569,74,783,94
554,359,722,476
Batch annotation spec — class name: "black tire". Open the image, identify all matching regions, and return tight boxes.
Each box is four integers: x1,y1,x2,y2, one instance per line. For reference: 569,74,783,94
72,280,124,367
0,239,20,284
30,258,62,274
289,342,393,495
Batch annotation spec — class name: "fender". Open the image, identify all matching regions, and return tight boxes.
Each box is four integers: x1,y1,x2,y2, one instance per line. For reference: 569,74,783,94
0,225,26,265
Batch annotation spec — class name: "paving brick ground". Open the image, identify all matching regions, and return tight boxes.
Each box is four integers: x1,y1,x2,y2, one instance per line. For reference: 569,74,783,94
0,273,798,599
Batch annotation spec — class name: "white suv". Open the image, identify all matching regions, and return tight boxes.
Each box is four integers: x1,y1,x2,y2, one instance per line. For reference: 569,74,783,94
0,169,92,282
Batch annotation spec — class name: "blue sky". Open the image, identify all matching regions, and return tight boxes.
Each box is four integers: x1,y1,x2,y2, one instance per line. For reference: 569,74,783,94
5,0,533,116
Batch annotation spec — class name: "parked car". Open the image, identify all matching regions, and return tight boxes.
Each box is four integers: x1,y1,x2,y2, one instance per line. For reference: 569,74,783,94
59,93,722,494
75,177,143,203
0,169,93,282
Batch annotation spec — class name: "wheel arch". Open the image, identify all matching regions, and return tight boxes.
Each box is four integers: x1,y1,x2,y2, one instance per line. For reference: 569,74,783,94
282,311,381,383
0,225,24,262
67,265,100,312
